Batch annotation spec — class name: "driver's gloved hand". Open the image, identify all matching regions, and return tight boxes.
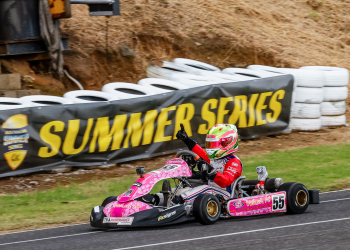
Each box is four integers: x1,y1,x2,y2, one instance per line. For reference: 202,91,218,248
198,160,217,180
176,129,188,141
176,129,197,150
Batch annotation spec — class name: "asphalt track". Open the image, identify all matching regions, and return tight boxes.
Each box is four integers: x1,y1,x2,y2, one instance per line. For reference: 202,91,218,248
1,189,350,250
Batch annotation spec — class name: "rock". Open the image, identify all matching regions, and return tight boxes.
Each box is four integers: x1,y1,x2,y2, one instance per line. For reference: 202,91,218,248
44,178,55,182
14,185,23,190
120,42,136,60
48,167,72,174
22,75,36,83
29,181,39,185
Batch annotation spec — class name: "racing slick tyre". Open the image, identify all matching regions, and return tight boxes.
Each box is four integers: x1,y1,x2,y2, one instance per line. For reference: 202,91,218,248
101,196,118,207
278,182,309,214
193,193,221,225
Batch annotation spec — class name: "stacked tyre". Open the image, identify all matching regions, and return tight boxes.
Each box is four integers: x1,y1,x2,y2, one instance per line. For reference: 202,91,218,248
248,65,324,131
300,66,348,128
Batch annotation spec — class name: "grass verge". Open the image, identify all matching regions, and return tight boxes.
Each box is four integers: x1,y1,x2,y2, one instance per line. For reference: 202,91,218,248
1,143,350,232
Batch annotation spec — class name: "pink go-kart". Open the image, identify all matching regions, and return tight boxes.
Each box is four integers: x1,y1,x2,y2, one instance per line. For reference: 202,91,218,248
90,150,319,228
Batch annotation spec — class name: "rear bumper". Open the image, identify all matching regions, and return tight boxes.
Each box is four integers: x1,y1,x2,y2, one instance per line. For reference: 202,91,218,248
90,204,190,228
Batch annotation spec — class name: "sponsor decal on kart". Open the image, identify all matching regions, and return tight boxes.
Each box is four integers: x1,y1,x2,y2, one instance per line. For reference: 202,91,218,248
232,200,244,208
103,217,134,225
271,193,286,211
158,211,176,221
161,164,181,171
228,191,286,216
133,182,142,187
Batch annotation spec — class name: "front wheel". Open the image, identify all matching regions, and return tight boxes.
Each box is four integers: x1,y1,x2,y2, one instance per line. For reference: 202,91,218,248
101,196,118,207
278,182,309,214
193,193,221,225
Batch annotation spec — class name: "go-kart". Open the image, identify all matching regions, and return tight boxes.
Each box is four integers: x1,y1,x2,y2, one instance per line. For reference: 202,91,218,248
90,150,319,228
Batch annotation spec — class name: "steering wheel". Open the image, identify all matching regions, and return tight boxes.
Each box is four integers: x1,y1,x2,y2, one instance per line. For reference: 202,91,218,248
175,150,202,177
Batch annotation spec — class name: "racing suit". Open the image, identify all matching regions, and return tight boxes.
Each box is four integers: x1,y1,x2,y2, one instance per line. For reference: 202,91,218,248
180,138,243,204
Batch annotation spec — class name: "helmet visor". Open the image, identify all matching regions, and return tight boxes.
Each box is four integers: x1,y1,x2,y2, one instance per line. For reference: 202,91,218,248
206,137,233,149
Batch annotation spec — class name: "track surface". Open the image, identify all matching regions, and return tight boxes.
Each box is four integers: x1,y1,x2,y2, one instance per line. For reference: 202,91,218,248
1,190,350,250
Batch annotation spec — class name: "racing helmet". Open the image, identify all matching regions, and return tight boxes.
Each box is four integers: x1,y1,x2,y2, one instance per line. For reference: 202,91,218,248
205,124,239,159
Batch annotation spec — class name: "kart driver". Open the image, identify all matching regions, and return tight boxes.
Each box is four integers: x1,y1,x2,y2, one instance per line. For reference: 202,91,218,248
146,123,265,206
174,123,245,204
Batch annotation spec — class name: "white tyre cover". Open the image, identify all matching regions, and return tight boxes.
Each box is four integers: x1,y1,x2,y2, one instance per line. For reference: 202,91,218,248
290,118,321,131
168,73,230,87
294,87,323,104
102,82,157,100
300,66,349,87
321,101,346,116
205,70,257,81
138,78,188,93
291,103,321,118
173,58,220,72
222,68,280,78
63,90,118,104
248,65,324,88
169,73,215,87
323,86,348,101
146,61,194,79
0,97,29,110
321,115,346,127
20,95,73,106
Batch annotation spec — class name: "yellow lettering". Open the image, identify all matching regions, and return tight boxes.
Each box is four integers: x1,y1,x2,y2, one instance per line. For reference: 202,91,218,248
123,110,158,148
89,115,127,152
267,90,285,123
247,94,259,127
256,92,273,126
198,99,218,134
154,106,176,143
217,97,233,124
62,119,93,155
173,103,195,139
228,95,248,128
38,121,65,158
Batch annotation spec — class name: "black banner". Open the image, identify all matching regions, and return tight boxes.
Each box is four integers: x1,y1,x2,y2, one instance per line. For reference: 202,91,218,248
0,75,293,177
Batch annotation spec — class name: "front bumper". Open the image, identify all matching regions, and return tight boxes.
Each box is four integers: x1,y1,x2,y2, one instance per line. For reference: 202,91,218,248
90,204,190,228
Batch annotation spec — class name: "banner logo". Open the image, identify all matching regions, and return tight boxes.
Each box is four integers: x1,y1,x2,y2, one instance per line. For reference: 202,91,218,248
2,114,29,170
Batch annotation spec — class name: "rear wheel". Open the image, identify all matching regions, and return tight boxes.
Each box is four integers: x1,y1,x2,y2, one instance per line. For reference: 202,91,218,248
278,182,309,214
101,196,118,207
193,194,221,225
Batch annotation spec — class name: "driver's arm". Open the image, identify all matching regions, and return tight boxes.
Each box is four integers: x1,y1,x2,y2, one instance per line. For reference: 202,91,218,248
213,158,242,188
176,128,210,163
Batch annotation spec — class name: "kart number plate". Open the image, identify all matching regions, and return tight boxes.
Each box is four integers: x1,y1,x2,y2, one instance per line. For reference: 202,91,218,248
271,193,286,211
103,217,134,225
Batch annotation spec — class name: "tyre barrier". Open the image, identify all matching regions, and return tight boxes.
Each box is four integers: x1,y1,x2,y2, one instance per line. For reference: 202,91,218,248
167,73,219,87
247,65,324,88
63,90,118,103
20,95,73,106
173,58,220,73
102,82,157,99
137,78,188,93
290,118,322,131
0,97,29,110
323,86,348,102
291,103,321,119
300,66,349,87
146,61,194,79
321,101,346,116
294,87,323,104
321,115,346,127
222,68,280,78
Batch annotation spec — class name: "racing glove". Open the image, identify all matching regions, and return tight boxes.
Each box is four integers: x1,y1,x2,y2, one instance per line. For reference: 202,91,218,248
198,160,217,180
176,124,197,150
